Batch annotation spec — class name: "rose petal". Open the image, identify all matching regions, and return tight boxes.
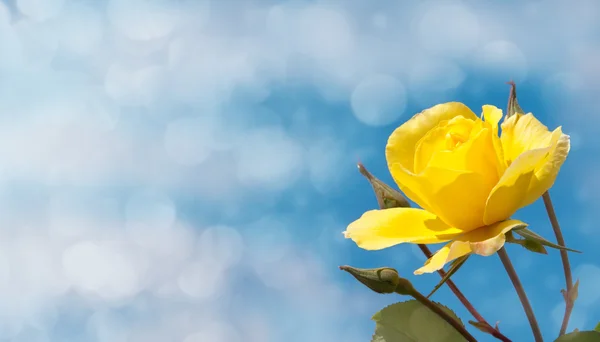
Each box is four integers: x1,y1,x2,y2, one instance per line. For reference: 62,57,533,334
343,208,464,250
414,219,527,274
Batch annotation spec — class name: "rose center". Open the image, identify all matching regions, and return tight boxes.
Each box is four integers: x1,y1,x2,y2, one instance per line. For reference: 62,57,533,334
445,131,469,150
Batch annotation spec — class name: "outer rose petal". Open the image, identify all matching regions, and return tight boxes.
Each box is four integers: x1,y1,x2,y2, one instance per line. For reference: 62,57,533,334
343,208,464,250
497,112,570,210
414,219,527,274
413,240,471,275
522,128,570,206
483,146,552,225
482,105,502,132
455,219,527,255
482,105,506,176
501,113,557,163
386,102,477,210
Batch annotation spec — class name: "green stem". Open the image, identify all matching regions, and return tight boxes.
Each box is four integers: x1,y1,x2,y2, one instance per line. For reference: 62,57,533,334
497,247,543,342
409,290,478,342
418,244,511,342
542,191,574,336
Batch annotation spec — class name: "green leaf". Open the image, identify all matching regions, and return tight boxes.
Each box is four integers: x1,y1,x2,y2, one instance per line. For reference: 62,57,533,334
594,322,600,332
554,331,600,341
521,239,549,254
426,255,470,299
513,228,581,253
506,231,548,255
357,163,411,209
371,300,468,342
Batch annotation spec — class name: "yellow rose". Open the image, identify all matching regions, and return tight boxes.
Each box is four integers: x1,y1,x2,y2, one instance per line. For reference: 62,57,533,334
344,102,570,274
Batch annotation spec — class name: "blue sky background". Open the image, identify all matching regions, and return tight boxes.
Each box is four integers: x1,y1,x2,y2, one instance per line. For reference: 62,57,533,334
0,0,598,341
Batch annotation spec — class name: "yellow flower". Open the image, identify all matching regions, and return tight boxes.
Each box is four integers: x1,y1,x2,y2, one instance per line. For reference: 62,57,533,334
344,102,570,274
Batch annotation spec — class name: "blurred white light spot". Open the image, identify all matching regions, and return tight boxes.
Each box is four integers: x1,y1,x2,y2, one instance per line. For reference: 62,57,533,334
125,190,184,255
48,193,98,239
475,40,528,83
0,252,10,285
573,264,600,306
351,74,407,126
372,13,388,29
167,35,262,107
17,0,65,21
63,242,140,300
14,21,58,69
0,26,22,70
23,302,58,335
265,6,288,37
239,313,271,342
177,259,225,299
296,6,354,61
410,58,465,92
184,321,240,342
11,328,50,342
235,127,304,191
307,137,348,193
417,3,479,57
139,221,195,264
125,190,176,230
107,0,180,41
409,58,465,105
543,73,582,94
13,236,69,296
0,3,10,25
105,64,164,106
164,116,215,166
197,226,244,268
179,0,210,29
542,72,583,115
254,254,312,291
0,314,24,339
87,311,130,342
59,3,104,55
86,94,121,131
246,217,292,264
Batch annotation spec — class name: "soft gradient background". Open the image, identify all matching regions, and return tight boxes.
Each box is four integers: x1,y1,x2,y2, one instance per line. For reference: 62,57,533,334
0,0,597,341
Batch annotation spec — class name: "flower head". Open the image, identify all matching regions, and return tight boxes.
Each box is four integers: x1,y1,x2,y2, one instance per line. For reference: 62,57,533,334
344,103,570,274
